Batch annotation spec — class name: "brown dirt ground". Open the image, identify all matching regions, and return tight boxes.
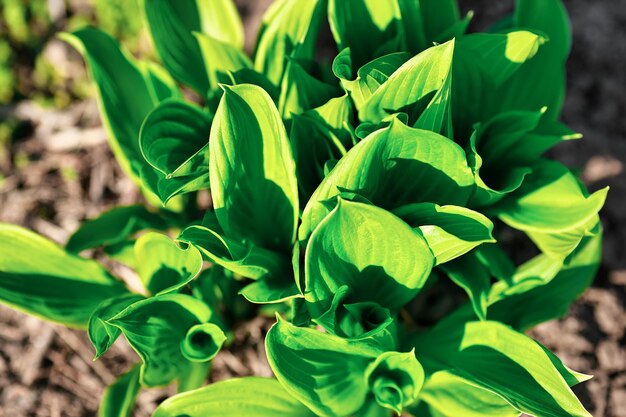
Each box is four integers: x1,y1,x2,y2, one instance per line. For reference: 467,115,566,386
0,1,625,416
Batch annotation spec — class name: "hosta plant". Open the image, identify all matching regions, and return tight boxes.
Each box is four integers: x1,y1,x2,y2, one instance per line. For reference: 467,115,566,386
0,0,608,416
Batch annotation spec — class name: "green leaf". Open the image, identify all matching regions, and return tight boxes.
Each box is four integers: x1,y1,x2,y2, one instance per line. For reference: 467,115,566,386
59,28,179,204
300,119,474,241
109,293,223,387
210,84,298,254
334,50,411,112
140,99,211,179
278,58,340,120
89,294,144,359
412,320,591,417
305,199,434,319
229,68,281,102
290,95,351,202
417,371,519,417
152,377,317,417
397,0,427,54
364,350,425,414
66,205,171,254
134,233,203,295
266,318,377,417
418,0,461,42
196,0,244,49
0,224,128,328
328,0,404,68
178,225,292,281
392,203,495,265
239,277,301,304
488,230,602,331
254,0,325,86
441,253,491,320
144,0,209,94
452,31,546,139
495,160,608,259
99,365,141,417
359,40,454,123
194,32,252,87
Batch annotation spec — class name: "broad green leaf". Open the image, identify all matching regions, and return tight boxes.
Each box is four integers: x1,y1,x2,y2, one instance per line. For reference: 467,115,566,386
393,203,495,265
266,318,378,417
328,0,404,68
364,350,425,414
300,119,474,241
418,371,519,417
196,0,244,49
305,200,433,319
452,31,546,139
99,365,141,417
60,28,179,204
139,99,211,179
66,205,170,254
109,293,223,387
290,95,351,202
267,319,422,417
254,0,325,86
144,0,207,94
488,230,602,331
413,320,591,417
89,294,144,359
152,377,317,417
359,40,454,123
229,68,281,102
495,0,571,119
210,84,298,254
441,253,491,320
0,224,127,328
278,58,340,120
134,233,203,295
239,277,301,304
178,225,292,281
333,50,411,111
397,0,427,54
194,32,252,87
495,160,608,259
418,0,461,42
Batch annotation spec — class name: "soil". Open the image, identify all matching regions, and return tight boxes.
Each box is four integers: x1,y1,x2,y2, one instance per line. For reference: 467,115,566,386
0,0,625,416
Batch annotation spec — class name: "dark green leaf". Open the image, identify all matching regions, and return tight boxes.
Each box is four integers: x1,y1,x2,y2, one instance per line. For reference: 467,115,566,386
89,294,144,359
99,365,141,417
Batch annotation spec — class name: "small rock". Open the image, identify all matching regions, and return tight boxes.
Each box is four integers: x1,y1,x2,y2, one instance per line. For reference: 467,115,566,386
610,387,626,417
597,340,626,373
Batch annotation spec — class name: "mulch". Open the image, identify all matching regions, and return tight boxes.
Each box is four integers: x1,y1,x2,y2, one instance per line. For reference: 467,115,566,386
0,0,624,416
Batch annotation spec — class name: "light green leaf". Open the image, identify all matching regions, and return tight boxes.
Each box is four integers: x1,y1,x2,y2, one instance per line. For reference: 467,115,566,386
393,203,495,265
300,119,474,241
452,30,546,139
66,205,171,254
359,40,454,123
89,294,144,359
194,32,252,87
196,0,244,49
254,0,325,86
178,225,292,281
279,58,340,120
333,50,411,111
99,365,141,417
418,371,519,417
59,28,179,204
413,320,591,417
328,0,404,68
140,99,211,179
144,0,207,94
109,293,223,387
152,377,317,417
210,84,298,253
134,233,203,295
239,277,301,304
0,224,128,328
305,199,433,318
495,160,608,259
488,230,602,331
266,318,378,417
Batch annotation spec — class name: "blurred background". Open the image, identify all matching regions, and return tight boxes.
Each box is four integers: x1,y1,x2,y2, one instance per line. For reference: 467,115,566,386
0,0,624,416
